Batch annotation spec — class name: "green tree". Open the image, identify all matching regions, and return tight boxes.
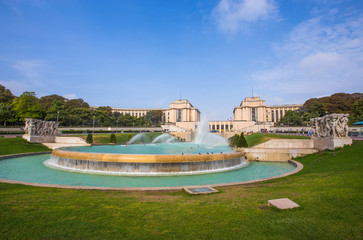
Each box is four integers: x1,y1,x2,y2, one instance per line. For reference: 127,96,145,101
86,133,93,144
230,134,239,147
237,133,248,148
64,98,89,112
0,84,15,104
303,93,363,117
110,133,117,144
45,100,65,123
40,94,65,112
145,110,162,126
61,108,91,126
278,110,303,126
93,107,115,127
352,99,363,122
13,92,44,121
118,114,135,127
0,103,16,126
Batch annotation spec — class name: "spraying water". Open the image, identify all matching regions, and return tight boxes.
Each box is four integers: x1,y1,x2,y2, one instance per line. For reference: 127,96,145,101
151,133,172,144
127,133,145,144
194,115,228,146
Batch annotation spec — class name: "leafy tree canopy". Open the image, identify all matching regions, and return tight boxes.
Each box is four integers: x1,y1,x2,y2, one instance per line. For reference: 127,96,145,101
352,99,363,123
303,92,363,117
64,98,89,111
40,94,65,111
145,110,163,126
13,92,44,121
0,103,16,126
278,110,303,126
0,84,15,104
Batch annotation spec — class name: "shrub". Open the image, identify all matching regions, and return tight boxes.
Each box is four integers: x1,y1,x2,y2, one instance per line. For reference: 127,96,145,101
86,133,93,144
230,134,239,147
110,133,116,144
237,133,248,148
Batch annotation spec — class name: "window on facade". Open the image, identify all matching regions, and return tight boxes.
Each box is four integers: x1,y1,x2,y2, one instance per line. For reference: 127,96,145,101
221,125,224,130
230,125,233,130
226,125,228,130
285,110,287,114
280,110,283,118
275,110,279,122
212,125,215,130
177,110,182,122
217,125,219,130
272,111,274,122
252,108,257,122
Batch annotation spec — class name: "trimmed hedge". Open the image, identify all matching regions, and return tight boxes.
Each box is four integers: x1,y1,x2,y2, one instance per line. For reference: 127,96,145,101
0,131,25,135
86,133,93,144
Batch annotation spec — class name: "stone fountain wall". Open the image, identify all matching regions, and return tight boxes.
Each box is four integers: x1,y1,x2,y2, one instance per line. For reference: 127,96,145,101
310,113,352,150
23,118,59,143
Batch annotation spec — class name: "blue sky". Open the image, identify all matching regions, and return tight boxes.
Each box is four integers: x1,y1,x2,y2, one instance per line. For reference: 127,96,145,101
0,0,362,120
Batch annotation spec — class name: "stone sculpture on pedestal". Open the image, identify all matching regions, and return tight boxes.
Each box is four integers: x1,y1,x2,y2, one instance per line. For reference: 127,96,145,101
23,118,59,143
310,113,352,150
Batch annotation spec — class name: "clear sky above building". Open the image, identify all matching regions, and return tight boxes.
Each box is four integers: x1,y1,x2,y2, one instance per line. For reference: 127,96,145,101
0,0,362,120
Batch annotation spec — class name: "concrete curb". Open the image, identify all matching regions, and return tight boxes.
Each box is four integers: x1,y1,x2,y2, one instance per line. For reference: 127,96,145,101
0,153,303,191
0,152,52,160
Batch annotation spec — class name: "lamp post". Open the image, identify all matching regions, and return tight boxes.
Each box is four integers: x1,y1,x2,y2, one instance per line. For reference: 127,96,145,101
92,116,95,134
116,118,119,133
56,111,59,124
287,119,290,134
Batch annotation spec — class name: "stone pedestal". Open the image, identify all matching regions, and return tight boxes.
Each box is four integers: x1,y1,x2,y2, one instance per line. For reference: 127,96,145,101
313,137,353,150
23,134,56,143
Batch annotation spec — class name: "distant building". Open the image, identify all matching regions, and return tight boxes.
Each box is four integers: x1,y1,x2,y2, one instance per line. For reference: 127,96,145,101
234,97,302,123
209,97,302,133
92,99,201,131
93,96,302,133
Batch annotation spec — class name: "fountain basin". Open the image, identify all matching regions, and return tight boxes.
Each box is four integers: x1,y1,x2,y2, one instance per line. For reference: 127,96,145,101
48,144,246,175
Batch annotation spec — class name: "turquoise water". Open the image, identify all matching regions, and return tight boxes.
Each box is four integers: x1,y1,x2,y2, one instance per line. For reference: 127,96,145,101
0,154,296,187
63,143,233,155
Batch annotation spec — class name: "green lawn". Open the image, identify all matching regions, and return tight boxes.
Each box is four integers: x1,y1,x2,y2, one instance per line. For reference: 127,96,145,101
0,139,362,239
246,133,310,147
75,132,163,144
0,137,51,155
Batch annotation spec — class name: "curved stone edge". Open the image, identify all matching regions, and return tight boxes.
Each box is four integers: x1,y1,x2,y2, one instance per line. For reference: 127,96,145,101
52,149,244,163
0,153,303,191
0,152,52,160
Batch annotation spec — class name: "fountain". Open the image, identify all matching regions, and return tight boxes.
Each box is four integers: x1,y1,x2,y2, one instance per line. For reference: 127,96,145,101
151,133,173,143
194,116,227,146
127,133,145,144
46,116,246,175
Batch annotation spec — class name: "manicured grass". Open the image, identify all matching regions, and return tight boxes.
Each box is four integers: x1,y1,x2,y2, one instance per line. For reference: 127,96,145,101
246,133,310,147
75,132,163,144
0,140,362,239
0,137,51,155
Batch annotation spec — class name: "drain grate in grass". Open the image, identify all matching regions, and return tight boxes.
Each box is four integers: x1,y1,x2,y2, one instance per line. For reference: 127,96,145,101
183,186,218,194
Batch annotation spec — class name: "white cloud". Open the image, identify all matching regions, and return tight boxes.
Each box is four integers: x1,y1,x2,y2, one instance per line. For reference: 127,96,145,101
0,79,29,96
12,60,45,78
1,0,45,14
213,0,278,33
63,93,76,100
252,9,363,100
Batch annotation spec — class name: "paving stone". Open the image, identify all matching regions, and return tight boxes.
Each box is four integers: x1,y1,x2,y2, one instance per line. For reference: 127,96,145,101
268,198,300,209
183,186,218,194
